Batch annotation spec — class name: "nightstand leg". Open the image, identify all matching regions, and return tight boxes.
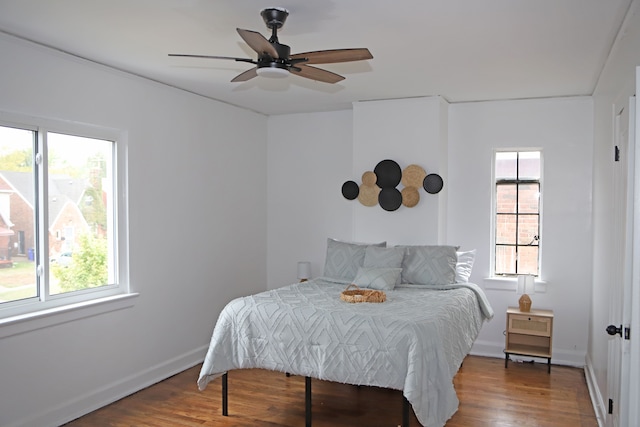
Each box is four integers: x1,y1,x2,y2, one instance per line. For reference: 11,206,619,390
505,353,509,368
547,358,551,373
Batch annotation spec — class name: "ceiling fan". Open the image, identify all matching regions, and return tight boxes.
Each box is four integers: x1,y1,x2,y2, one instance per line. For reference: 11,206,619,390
169,7,373,84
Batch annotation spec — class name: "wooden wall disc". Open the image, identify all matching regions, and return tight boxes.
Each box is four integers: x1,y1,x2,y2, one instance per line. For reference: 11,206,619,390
401,186,420,207
358,184,380,206
362,171,377,186
401,164,426,188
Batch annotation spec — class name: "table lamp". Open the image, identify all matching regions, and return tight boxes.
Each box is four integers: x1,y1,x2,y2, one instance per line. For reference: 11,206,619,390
297,261,311,282
517,274,535,312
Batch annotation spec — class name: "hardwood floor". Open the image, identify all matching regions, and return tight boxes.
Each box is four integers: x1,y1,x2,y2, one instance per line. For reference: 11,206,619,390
64,356,598,427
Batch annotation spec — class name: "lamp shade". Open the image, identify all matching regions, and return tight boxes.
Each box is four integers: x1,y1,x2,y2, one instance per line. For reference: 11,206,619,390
517,275,536,295
297,261,311,281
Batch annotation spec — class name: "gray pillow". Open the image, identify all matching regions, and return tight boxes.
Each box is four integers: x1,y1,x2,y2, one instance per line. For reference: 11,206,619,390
363,246,405,286
323,238,386,282
399,245,458,285
353,267,402,290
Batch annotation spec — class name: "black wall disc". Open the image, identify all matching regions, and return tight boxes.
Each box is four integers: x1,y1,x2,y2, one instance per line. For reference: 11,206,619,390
423,173,444,194
374,159,402,189
341,181,360,200
378,188,402,211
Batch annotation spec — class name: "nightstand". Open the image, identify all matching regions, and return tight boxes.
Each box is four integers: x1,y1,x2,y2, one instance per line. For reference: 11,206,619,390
504,307,554,373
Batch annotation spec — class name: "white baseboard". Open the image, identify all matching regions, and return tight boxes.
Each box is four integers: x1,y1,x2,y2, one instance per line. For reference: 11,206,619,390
5,345,209,427
585,354,606,427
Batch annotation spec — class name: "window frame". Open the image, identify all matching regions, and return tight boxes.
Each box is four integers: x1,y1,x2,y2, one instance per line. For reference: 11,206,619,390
491,149,543,278
0,111,131,322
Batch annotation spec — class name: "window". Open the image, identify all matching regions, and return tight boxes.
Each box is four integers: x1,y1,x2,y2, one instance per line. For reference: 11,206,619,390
493,150,541,276
0,116,128,319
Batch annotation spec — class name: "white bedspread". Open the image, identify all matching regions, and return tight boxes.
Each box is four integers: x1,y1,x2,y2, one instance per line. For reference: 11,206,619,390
198,278,492,427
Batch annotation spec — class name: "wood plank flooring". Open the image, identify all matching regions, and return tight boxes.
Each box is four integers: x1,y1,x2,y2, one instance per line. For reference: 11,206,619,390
64,356,598,427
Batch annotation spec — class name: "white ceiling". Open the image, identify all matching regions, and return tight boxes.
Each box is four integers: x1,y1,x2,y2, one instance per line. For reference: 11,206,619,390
0,0,633,115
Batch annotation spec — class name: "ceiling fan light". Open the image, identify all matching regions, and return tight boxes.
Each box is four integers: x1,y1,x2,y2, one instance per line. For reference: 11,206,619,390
256,67,289,78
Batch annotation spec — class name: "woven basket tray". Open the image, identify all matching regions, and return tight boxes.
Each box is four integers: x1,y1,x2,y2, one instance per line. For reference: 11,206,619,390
340,284,387,303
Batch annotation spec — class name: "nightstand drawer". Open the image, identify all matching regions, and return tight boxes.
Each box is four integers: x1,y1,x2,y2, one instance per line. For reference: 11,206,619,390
508,314,551,337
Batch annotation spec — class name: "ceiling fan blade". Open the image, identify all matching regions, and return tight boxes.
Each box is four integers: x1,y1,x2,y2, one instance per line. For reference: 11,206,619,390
168,54,256,64
231,67,258,82
290,48,372,65
236,28,279,58
291,64,344,84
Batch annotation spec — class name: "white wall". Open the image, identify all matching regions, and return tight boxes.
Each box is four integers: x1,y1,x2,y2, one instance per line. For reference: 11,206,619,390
590,1,640,421
0,33,268,427
448,97,594,365
267,111,354,288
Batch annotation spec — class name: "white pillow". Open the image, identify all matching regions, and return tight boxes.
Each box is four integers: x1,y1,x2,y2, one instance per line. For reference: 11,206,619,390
455,249,476,283
353,267,402,290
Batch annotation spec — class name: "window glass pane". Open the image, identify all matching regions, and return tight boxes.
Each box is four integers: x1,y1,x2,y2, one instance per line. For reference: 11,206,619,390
518,183,539,213
495,245,516,275
496,184,516,213
48,132,113,295
518,151,540,179
496,214,517,244
495,152,517,179
518,246,539,275
517,215,539,245
0,126,37,303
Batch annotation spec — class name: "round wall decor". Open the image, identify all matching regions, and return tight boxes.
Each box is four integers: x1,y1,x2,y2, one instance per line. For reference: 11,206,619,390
378,187,402,211
401,186,420,207
374,159,402,189
341,181,359,200
358,184,380,206
423,173,444,194
401,164,427,188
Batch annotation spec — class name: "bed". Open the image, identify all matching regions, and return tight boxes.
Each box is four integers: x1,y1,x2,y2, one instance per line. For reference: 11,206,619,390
197,240,493,427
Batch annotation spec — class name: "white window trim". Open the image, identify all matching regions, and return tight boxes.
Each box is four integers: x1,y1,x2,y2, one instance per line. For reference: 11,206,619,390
0,292,139,339
483,275,547,292
0,111,132,322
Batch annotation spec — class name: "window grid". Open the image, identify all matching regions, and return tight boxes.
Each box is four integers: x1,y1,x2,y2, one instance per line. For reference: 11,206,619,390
494,151,540,276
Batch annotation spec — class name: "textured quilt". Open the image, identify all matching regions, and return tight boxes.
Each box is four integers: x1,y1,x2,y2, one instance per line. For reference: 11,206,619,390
198,278,492,427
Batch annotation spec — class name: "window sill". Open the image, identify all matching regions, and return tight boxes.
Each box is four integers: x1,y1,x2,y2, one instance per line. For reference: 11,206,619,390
483,277,547,293
0,292,139,339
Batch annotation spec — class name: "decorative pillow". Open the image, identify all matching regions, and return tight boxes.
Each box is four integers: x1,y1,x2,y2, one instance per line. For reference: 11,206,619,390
353,267,402,290
399,245,458,286
323,238,386,282
455,249,476,283
363,246,405,285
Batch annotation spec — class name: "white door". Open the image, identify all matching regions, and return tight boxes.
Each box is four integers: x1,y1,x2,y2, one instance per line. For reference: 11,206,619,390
621,78,640,426
606,99,629,427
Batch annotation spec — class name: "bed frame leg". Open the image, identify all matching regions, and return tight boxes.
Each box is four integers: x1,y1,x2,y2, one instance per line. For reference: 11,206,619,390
402,394,410,427
222,373,228,416
305,376,312,427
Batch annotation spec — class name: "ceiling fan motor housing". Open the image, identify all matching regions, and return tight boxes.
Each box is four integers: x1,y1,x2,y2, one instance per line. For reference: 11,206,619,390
258,41,291,70
261,7,289,29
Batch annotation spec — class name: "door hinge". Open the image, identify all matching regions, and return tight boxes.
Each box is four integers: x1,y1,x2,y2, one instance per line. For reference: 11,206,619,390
609,398,614,414
615,145,620,162
625,326,630,340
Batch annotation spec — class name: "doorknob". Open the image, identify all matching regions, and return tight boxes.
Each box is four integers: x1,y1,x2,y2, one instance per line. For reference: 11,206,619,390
606,324,623,337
